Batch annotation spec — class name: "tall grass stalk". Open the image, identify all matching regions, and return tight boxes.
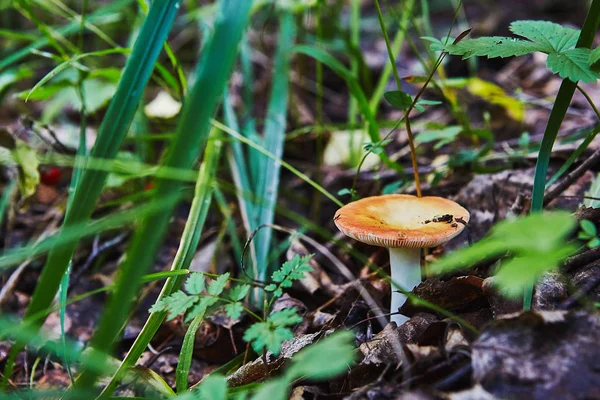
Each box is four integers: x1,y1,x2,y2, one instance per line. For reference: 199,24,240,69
74,0,252,390
527,0,600,309
1,2,182,386
99,128,223,397
253,11,296,288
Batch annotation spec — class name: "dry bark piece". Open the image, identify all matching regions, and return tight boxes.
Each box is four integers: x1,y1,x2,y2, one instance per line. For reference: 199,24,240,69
532,272,569,310
226,332,321,387
359,313,438,365
472,310,600,399
334,194,469,325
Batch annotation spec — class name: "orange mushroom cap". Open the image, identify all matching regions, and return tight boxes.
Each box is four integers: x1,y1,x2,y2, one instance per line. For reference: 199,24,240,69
334,194,470,248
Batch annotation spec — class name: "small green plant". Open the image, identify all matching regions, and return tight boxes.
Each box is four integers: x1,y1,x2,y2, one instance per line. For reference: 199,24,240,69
578,219,600,249
430,212,577,298
151,254,313,354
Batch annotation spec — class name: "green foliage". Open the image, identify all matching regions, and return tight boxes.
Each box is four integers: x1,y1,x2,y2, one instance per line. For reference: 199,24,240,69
436,20,600,83
244,308,303,355
416,126,462,150
590,46,600,72
265,254,314,298
150,273,250,322
188,331,355,399
430,212,577,298
384,90,413,110
363,138,392,155
578,219,600,248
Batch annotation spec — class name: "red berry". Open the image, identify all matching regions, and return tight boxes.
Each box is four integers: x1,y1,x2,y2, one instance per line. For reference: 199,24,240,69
40,167,62,186
144,181,154,191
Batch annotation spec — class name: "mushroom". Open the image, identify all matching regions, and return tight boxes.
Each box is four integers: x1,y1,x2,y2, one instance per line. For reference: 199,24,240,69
334,194,469,325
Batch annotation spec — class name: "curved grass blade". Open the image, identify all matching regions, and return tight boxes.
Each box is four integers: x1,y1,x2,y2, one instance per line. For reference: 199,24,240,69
76,0,253,391
20,0,182,326
1,2,183,387
253,11,296,286
176,313,205,393
0,0,133,72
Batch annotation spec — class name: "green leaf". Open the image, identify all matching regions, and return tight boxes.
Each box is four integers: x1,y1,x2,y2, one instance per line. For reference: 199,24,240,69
196,374,228,400
265,254,313,298
580,219,597,237
494,245,577,298
243,308,302,355
444,36,546,59
363,139,392,155
185,273,205,295
286,331,355,380
430,211,576,276
547,48,600,83
228,284,250,301
225,302,244,320
589,46,600,72
416,126,462,150
588,237,600,248
383,90,412,110
207,273,229,296
186,296,218,323
509,20,579,52
150,291,198,321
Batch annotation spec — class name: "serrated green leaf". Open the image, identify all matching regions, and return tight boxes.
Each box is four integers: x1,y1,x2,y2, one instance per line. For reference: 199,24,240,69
207,273,229,296
384,90,412,110
509,20,579,52
243,308,302,355
225,302,244,320
547,48,600,83
151,291,198,321
228,284,250,301
445,37,545,59
185,296,217,323
185,273,205,295
589,46,600,73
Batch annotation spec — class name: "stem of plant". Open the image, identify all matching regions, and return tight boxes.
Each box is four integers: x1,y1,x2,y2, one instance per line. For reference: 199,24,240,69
528,0,600,310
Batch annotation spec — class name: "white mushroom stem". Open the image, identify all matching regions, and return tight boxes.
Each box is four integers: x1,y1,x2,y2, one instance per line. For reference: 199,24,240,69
388,247,422,326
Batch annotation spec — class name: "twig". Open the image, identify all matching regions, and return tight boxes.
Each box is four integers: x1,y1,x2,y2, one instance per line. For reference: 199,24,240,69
544,148,600,206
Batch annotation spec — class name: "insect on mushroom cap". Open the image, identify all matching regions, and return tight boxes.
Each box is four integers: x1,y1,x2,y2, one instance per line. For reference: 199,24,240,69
334,194,470,248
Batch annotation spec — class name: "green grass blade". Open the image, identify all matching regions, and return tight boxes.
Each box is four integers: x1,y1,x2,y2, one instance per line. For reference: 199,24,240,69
253,11,296,283
293,44,400,172
20,0,182,329
176,313,205,393
528,0,600,309
0,0,133,72
77,0,252,391
0,179,16,228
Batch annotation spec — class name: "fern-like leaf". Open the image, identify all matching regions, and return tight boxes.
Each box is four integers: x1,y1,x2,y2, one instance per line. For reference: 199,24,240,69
444,37,545,59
